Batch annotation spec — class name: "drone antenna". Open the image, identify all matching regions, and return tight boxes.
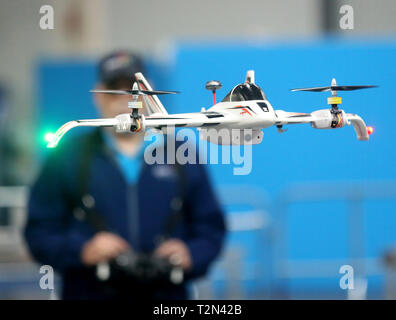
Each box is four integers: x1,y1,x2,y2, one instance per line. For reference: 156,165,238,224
205,80,222,105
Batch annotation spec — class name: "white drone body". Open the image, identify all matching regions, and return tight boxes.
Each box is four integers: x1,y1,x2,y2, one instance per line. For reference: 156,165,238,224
47,70,375,148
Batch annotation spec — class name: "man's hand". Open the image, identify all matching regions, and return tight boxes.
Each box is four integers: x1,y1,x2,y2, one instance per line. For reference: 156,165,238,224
81,232,130,266
154,239,192,271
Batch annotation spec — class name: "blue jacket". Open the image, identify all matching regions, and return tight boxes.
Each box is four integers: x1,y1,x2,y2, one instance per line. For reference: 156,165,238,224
24,129,226,299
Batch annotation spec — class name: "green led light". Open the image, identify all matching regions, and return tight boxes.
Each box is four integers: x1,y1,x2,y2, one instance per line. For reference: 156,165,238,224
44,132,55,143
44,132,58,148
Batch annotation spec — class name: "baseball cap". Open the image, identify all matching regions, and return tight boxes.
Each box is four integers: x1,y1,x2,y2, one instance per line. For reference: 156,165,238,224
98,50,145,88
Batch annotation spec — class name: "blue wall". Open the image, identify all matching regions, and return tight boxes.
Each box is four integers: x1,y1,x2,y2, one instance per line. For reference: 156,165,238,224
168,39,396,297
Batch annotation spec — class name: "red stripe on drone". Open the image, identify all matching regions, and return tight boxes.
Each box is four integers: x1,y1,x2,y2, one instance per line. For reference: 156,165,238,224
240,107,252,116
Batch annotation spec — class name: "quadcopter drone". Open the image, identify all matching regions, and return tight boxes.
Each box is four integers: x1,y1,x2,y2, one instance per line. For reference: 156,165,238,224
46,70,376,148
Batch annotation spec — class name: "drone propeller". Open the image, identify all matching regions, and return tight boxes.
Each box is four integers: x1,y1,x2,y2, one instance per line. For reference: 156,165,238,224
291,78,377,95
291,78,378,128
291,78,378,109
90,88,179,95
291,85,378,92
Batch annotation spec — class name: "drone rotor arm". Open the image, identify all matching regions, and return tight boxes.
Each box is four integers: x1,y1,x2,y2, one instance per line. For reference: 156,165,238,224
274,110,315,125
47,118,118,148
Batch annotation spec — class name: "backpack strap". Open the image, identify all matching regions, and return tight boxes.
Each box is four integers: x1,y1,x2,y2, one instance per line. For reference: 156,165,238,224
73,130,188,242
159,160,187,241
73,129,110,232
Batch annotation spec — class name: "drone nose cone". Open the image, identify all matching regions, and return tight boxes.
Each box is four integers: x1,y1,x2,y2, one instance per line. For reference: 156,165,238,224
330,78,338,96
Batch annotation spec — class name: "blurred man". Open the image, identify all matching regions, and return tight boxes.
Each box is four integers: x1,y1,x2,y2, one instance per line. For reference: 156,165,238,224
24,50,226,300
